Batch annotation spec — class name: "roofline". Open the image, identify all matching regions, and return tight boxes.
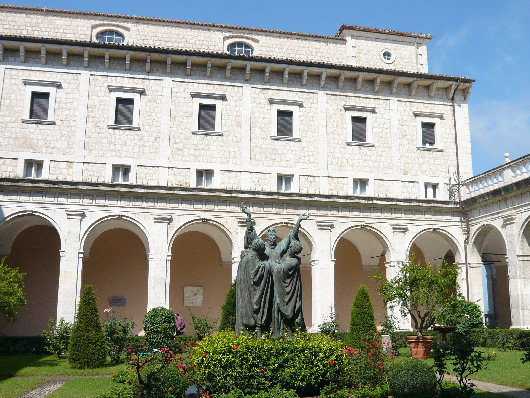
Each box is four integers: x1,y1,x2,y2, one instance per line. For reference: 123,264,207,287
0,34,475,83
337,24,432,40
0,4,344,42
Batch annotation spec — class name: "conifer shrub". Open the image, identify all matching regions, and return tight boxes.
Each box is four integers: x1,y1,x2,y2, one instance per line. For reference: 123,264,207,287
143,306,175,349
349,285,377,348
219,281,236,332
68,284,106,368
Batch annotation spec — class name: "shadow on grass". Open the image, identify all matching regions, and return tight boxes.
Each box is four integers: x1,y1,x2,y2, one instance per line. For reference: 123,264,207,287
0,354,50,376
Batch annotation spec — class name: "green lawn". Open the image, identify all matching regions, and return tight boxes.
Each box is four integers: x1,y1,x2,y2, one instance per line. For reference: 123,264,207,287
397,348,530,390
48,377,114,398
0,376,49,398
0,354,125,376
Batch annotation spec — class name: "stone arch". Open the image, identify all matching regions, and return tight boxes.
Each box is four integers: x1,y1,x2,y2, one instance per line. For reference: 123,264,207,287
407,228,462,265
518,215,530,255
169,218,234,266
333,226,390,332
169,219,234,332
470,223,510,328
0,211,62,335
80,215,150,257
80,215,150,333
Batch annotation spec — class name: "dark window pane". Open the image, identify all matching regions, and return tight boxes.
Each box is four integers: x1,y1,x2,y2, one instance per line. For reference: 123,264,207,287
115,98,134,125
277,110,293,137
198,104,216,131
29,92,50,120
351,116,367,142
422,122,436,146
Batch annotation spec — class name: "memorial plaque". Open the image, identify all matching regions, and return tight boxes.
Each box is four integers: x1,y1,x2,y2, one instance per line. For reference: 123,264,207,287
108,296,126,306
184,286,203,306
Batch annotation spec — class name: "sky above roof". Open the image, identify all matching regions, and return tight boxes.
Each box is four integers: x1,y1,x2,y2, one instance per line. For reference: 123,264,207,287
7,0,529,175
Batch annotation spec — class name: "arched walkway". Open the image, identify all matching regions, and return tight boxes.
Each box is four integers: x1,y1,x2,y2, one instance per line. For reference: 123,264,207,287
0,213,61,335
472,225,510,328
408,229,462,265
169,221,233,332
333,227,389,332
81,217,149,333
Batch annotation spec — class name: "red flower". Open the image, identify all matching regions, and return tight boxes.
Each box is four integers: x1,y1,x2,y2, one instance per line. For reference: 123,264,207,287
342,349,348,354
373,332,378,336
178,355,182,360
391,355,396,360
131,356,136,361
233,346,238,350
136,388,140,391
202,353,206,358
422,356,426,360
329,360,335,364
259,368,264,372
127,348,132,354
169,387,172,391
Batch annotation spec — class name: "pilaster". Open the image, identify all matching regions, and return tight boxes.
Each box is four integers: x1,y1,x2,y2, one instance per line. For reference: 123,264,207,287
311,220,334,331
147,214,172,310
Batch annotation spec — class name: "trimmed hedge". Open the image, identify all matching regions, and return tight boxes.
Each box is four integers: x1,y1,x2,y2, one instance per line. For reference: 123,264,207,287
0,336,47,354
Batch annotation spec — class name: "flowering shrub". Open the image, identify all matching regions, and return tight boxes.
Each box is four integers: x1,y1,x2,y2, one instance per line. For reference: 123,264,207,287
192,331,347,397
216,387,297,398
343,333,387,391
318,310,339,336
103,308,135,364
388,358,437,398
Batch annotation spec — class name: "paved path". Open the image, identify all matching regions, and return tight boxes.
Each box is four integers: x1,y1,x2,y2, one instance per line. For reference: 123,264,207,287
18,376,71,398
445,376,530,398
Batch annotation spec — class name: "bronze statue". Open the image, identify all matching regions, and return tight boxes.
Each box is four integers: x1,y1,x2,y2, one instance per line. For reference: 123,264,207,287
236,204,308,338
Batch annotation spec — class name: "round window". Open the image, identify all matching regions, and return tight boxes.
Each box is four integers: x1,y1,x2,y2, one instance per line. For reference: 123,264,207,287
227,42,253,56
96,30,125,44
380,49,395,64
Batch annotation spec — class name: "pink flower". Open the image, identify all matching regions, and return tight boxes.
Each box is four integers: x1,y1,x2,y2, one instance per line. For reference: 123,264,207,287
104,308,111,313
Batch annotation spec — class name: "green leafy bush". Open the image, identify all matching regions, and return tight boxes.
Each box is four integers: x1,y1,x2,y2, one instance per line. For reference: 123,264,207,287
349,285,377,348
219,281,236,332
0,336,47,353
436,298,483,330
388,358,437,398
217,387,298,398
522,335,530,364
0,257,27,321
318,310,339,336
68,284,106,368
192,331,347,397
103,308,135,364
189,311,217,340
42,317,72,358
143,307,176,349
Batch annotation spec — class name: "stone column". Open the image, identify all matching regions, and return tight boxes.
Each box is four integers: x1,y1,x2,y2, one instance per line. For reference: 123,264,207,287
467,261,485,312
387,224,412,331
514,255,530,328
501,215,522,328
56,210,84,323
311,220,334,332
147,214,172,311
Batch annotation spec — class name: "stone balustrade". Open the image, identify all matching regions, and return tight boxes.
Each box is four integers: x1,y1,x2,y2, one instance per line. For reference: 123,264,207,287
463,154,530,199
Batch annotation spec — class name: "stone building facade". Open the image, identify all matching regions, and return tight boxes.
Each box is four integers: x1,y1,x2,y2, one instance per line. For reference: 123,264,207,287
0,5,527,335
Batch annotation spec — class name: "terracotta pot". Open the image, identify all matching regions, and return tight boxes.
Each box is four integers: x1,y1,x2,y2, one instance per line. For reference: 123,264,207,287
406,335,435,358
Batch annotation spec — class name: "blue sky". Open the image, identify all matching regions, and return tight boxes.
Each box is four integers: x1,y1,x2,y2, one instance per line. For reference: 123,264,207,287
7,0,530,175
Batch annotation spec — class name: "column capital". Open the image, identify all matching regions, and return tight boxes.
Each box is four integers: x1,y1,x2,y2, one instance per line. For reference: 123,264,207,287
316,220,334,230
66,210,85,219
154,214,172,224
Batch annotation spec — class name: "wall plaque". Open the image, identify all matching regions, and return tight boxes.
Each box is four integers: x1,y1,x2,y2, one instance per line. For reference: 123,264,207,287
184,286,203,307
108,296,126,306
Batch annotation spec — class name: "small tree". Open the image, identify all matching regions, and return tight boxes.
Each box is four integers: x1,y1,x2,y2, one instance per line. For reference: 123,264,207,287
0,257,27,321
68,285,106,368
42,317,72,358
219,281,236,332
349,285,377,348
143,307,175,349
373,258,459,337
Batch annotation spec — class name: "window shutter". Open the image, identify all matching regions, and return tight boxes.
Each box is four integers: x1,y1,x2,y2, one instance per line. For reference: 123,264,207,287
277,110,293,137
198,104,216,131
29,92,50,120
351,117,367,142
115,98,134,125
422,122,435,146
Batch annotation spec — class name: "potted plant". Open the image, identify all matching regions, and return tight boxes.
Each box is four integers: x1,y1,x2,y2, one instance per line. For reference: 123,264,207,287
374,258,459,358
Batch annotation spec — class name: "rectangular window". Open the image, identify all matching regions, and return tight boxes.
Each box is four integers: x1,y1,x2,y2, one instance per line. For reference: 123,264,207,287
277,174,293,192
425,183,438,199
198,104,216,131
196,169,214,187
29,92,50,120
421,122,436,147
277,110,293,137
24,160,43,178
114,98,134,126
351,116,367,142
353,179,368,196
112,165,130,183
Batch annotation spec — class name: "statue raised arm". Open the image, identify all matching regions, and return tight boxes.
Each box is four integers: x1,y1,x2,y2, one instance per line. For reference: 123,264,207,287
241,203,259,249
